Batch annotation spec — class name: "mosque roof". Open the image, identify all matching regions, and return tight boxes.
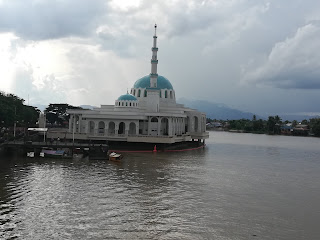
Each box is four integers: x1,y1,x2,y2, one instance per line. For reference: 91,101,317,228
117,94,137,101
133,75,173,90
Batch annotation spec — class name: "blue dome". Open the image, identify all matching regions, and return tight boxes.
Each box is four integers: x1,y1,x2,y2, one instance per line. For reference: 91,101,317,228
117,94,137,101
133,75,173,90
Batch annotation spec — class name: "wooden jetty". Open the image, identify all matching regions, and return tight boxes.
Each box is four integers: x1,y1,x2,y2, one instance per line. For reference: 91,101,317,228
0,140,109,159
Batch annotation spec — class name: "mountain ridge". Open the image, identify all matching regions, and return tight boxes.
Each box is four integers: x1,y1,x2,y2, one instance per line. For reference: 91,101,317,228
178,98,258,120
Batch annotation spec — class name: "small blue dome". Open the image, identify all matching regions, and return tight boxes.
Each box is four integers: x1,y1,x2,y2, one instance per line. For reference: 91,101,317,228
117,94,137,101
133,75,173,90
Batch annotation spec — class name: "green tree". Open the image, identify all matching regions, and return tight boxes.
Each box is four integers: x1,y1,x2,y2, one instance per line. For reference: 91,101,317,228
45,103,82,126
267,116,276,134
253,119,264,132
310,118,320,137
0,91,39,128
292,120,298,127
274,115,282,134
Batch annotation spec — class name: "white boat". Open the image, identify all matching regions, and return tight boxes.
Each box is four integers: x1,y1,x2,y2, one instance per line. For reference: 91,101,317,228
27,152,35,158
40,148,71,158
109,152,123,162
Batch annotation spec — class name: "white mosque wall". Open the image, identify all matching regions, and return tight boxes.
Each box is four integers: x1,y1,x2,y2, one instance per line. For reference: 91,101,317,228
146,90,160,112
61,109,209,143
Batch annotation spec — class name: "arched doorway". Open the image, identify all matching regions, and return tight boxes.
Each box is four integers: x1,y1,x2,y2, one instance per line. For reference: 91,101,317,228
119,122,125,135
194,116,199,132
129,122,136,135
98,121,105,135
161,118,168,135
185,117,189,133
89,121,95,134
108,122,115,135
150,117,158,136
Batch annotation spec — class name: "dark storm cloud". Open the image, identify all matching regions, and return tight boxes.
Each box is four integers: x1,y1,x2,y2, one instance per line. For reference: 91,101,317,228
0,0,107,40
242,21,320,89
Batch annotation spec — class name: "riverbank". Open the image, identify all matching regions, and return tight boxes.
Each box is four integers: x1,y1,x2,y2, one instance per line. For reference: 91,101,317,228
208,128,317,137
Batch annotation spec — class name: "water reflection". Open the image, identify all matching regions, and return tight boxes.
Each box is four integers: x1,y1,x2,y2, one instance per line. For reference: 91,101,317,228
1,133,320,239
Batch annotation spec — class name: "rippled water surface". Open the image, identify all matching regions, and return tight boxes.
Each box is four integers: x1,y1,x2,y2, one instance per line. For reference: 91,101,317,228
1,132,320,239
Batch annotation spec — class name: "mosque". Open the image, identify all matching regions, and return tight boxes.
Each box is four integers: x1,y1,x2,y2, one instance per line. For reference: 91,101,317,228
51,25,209,150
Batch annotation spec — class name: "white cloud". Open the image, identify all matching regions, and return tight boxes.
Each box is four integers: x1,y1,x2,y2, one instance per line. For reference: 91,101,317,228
242,22,320,89
0,0,107,40
1,0,320,116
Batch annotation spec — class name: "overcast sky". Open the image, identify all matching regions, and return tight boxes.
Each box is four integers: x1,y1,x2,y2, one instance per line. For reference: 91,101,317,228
1,0,320,116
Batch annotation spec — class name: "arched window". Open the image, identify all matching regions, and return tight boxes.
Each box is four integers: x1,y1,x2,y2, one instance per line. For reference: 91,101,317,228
122,102,124,106
138,89,141,97
129,122,136,135
133,89,136,96
126,102,128,106
98,121,105,135
129,102,131,106
144,90,147,97
108,122,115,135
161,118,169,135
151,117,158,122
170,91,173,99
165,90,168,98
119,122,125,134
194,116,199,132
89,121,95,134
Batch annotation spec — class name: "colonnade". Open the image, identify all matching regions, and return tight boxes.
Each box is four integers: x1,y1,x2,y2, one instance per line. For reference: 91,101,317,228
68,114,201,138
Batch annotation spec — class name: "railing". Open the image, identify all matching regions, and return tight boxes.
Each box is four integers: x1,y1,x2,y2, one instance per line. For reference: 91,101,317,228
66,130,196,139
129,135,172,138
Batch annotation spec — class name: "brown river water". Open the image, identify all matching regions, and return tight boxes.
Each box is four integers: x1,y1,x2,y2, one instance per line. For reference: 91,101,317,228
1,132,320,239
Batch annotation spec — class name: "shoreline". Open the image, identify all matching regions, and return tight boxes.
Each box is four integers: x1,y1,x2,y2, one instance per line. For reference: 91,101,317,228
207,128,317,137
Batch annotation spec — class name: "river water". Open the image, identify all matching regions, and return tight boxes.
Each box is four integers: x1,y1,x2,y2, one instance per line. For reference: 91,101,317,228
0,132,320,239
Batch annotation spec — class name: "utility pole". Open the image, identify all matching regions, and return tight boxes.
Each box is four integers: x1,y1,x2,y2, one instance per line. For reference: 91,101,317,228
43,113,46,142
13,106,16,138
72,115,75,144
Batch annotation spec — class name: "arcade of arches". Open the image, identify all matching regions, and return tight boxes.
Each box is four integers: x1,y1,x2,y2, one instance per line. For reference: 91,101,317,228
68,114,206,138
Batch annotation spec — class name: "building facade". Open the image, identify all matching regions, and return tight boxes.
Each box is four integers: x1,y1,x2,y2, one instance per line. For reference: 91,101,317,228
64,25,209,144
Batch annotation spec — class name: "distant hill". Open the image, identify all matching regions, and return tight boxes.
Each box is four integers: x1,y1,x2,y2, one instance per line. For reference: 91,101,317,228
178,98,258,120
80,105,97,110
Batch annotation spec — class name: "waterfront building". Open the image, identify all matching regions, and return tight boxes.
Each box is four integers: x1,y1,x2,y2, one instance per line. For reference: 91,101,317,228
50,25,209,145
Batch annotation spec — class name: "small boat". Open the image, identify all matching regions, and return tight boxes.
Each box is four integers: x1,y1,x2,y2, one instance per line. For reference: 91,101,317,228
109,152,123,162
73,148,84,159
40,148,70,158
27,152,35,158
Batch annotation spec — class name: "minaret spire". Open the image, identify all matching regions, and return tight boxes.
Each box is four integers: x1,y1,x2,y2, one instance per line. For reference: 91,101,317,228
150,24,158,88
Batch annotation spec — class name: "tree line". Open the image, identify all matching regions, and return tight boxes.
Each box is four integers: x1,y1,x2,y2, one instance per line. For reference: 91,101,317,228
0,91,39,128
207,115,320,137
44,103,82,127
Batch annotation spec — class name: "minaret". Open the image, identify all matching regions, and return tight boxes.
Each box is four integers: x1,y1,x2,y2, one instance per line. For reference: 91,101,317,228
150,24,158,88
